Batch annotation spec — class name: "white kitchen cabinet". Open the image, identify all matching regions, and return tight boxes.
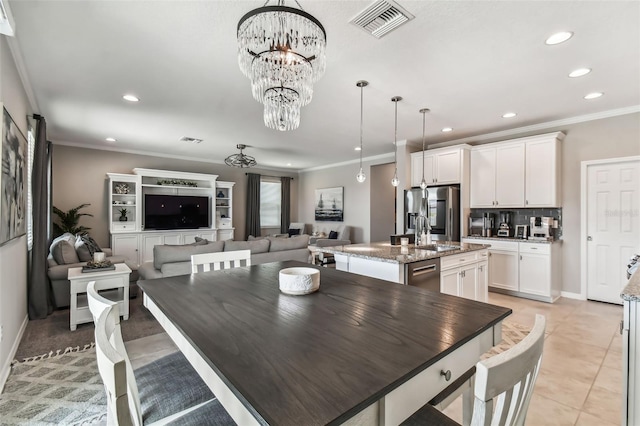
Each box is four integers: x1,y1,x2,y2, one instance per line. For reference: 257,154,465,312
470,147,496,207
470,143,524,208
476,260,488,302
462,238,561,303
111,234,140,265
470,132,564,208
410,145,469,187
440,250,487,302
495,143,525,207
525,136,562,207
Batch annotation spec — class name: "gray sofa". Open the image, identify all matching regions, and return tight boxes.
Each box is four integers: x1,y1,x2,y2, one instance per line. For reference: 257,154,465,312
47,242,139,309
138,235,311,280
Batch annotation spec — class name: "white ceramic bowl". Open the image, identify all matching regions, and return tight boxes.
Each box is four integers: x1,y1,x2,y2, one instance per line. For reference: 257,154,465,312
279,267,320,295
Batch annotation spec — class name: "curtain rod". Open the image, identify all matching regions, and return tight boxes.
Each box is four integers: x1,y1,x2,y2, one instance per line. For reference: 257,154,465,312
245,173,294,180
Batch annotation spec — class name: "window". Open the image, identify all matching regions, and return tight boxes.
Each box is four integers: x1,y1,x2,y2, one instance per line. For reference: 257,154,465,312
260,179,281,228
27,124,35,250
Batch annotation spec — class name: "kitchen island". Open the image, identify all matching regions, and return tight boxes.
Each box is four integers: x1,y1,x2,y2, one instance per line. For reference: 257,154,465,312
320,241,490,301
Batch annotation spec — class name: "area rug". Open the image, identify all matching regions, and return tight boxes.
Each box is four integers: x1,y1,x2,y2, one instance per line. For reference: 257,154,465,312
0,321,530,425
0,345,106,425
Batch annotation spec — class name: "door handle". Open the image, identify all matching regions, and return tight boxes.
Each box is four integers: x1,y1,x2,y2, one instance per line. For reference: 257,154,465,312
587,236,593,241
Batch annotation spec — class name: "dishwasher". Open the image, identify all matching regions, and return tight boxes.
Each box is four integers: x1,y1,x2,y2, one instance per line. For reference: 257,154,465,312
405,258,441,292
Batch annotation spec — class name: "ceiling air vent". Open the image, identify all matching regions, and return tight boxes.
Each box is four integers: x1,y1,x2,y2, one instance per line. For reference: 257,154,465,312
349,0,414,39
179,136,203,144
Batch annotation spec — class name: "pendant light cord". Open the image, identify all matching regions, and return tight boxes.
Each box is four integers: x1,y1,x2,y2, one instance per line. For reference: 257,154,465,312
359,84,364,168
421,110,426,182
394,100,398,165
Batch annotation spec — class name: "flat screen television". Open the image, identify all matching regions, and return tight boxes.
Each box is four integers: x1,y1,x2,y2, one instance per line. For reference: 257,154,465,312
144,194,209,230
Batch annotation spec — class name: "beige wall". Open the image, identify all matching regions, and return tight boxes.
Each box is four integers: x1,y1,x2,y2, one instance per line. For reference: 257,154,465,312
0,36,30,387
297,155,393,243
52,145,298,247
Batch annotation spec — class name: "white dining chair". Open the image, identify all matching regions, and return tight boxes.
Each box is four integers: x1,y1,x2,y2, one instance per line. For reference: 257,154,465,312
402,314,546,426
88,283,235,425
191,249,251,273
87,280,116,323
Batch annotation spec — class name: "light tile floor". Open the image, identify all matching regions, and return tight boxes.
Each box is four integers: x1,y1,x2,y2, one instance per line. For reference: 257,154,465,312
127,291,624,426
444,292,624,426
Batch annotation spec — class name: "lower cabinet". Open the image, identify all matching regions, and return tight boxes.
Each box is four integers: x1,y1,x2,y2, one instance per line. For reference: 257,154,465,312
462,238,562,303
111,229,224,266
440,250,488,302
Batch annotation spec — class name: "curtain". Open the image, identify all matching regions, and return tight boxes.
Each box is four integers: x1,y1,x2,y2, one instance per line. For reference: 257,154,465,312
280,176,292,233
28,115,53,319
245,173,261,239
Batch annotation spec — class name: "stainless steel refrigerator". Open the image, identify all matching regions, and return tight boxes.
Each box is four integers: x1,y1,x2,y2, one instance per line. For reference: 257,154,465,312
405,185,460,242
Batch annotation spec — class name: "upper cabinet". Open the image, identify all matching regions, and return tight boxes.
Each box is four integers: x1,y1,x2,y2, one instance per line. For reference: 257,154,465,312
410,145,470,187
470,132,564,208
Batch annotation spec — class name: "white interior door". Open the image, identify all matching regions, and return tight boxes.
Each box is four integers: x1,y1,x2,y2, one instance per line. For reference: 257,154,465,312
586,159,640,304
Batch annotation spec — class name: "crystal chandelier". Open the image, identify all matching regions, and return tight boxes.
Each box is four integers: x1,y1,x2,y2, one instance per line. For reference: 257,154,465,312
225,144,257,168
391,96,402,187
237,1,327,131
419,108,430,189
356,80,368,183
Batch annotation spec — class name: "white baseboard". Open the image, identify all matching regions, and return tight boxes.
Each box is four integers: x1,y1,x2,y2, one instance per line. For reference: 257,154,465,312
561,291,585,300
0,314,29,393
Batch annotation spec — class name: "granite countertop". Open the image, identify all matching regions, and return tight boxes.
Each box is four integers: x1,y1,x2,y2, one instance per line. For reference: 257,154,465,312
463,235,561,244
622,268,640,301
319,242,489,264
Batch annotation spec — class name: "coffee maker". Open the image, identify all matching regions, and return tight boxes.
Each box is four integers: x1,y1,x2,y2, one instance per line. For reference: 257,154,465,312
497,211,512,237
482,212,494,237
530,217,554,241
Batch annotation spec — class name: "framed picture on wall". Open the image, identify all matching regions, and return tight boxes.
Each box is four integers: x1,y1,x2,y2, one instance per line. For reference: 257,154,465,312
315,186,343,222
0,107,27,246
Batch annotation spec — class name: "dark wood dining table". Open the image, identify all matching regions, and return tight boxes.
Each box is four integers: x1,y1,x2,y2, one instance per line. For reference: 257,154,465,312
138,261,511,426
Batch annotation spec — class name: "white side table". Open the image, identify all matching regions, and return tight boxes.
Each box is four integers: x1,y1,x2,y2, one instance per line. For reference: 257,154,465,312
67,263,132,331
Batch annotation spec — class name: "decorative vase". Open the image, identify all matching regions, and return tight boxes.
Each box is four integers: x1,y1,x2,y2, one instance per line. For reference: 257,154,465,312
119,215,128,222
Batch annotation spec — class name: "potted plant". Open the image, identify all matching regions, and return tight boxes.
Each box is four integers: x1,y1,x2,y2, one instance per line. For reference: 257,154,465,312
118,208,129,222
52,203,93,237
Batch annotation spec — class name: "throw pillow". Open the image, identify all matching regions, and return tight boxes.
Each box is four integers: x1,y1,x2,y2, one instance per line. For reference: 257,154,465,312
52,240,80,264
329,230,338,239
79,234,102,257
74,240,92,262
194,237,209,245
288,228,301,237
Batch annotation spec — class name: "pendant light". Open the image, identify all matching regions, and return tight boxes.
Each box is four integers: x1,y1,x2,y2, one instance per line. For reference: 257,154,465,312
356,80,368,183
419,108,430,190
390,96,402,187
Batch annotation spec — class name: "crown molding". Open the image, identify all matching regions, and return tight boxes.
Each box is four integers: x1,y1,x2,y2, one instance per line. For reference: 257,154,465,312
52,140,297,174
429,105,640,148
300,152,394,173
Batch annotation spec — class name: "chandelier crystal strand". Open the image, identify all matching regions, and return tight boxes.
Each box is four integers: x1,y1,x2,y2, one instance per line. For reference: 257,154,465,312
419,108,430,190
356,80,368,183
391,96,402,187
237,2,326,131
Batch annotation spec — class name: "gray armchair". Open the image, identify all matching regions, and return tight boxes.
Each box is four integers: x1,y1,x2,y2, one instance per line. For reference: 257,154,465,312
288,222,309,236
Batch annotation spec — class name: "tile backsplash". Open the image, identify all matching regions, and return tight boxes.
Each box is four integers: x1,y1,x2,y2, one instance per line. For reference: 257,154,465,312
469,208,563,239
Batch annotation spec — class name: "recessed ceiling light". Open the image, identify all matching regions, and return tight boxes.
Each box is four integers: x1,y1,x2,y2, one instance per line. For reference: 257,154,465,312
179,136,203,144
545,31,573,45
584,92,604,100
105,137,116,142
122,94,139,102
502,112,517,118
441,127,453,133
287,163,292,166
569,68,591,78
354,146,361,151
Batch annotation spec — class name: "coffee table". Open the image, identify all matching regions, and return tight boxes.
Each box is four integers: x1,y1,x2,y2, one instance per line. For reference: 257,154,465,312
67,263,131,331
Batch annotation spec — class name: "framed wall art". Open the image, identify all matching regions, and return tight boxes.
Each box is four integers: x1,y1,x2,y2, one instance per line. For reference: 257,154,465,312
1,107,27,246
315,186,343,222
